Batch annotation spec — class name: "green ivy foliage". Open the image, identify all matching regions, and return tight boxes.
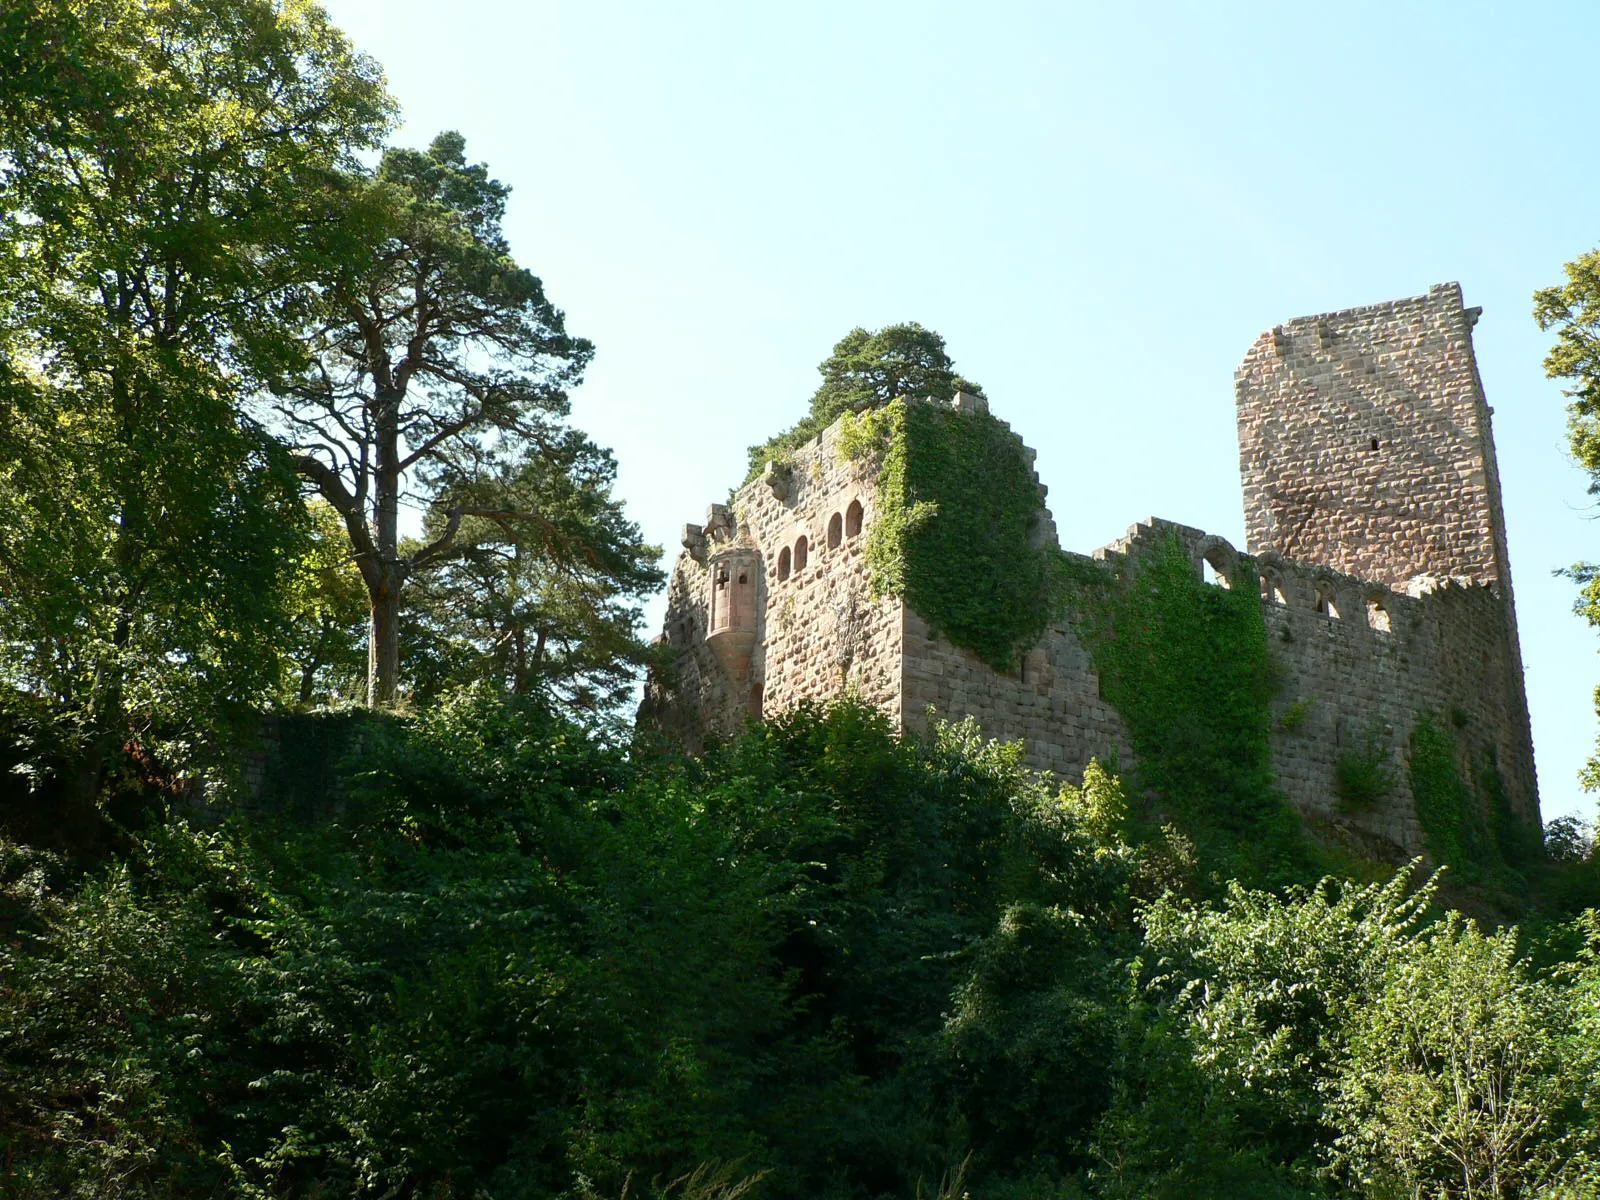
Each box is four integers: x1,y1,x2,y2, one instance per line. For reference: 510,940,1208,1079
1333,723,1398,810
1408,716,1483,875
1408,716,1540,891
1069,532,1313,887
855,398,1067,670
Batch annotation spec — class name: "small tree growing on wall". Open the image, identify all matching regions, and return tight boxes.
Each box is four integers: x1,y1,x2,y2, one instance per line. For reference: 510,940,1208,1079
745,322,985,481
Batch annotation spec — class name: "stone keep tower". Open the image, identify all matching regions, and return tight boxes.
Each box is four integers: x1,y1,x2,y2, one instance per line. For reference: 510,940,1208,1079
1235,282,1511,590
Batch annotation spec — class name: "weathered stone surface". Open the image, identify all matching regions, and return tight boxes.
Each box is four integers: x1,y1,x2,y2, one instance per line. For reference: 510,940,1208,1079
638,285,1541,860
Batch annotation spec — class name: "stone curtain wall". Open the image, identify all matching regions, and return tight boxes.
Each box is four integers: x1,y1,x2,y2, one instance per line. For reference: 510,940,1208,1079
900,574,1134,782
1177,524,1537,856
904,515,1536,859
1236,283,1504,589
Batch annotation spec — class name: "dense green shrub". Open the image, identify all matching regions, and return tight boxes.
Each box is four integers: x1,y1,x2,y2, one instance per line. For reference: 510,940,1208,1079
0,695,1142,1197
1334,723,1398,809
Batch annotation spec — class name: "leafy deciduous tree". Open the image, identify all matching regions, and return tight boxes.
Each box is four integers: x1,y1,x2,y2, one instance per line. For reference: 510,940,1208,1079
280,500,369,707
0,0,391,805
1536,259,1600,803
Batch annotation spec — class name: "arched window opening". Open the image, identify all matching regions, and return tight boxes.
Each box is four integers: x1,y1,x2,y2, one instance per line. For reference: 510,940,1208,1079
827,512,842,549
794,535,808,572
1366,595,1391,633
846,499,863,538
1202,553,1231,590
1315,590,1341,620
1261,573,1287,605
711,564,729,630
777,547,791,581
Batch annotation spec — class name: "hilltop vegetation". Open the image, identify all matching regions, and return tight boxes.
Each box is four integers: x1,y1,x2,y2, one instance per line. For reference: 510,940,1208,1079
5,695,1600,1199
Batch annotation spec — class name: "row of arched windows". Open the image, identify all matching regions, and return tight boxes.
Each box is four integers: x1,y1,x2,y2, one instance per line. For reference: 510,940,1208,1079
1201,542,1397,635
776,499,864,582
1257,570,1393,633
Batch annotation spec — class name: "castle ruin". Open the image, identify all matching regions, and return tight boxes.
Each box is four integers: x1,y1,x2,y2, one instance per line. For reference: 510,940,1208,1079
639,284,1540,859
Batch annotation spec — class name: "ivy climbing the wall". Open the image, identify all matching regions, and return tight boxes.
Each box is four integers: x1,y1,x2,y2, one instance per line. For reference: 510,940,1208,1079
1408,716,1492,881
1409,715,1539,885
847,398,1067,670
1069,533,1313,885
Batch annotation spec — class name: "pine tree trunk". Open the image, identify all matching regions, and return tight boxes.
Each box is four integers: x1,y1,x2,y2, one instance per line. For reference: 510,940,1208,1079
368,573,402,707
367,393,404,707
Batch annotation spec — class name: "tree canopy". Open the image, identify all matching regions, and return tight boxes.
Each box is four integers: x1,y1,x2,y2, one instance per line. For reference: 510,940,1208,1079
1536,252,1600,802
404,431,664,721
1536,252,1600,487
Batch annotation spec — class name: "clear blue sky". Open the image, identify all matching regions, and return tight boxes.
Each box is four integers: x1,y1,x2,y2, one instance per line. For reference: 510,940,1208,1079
323,0,1600,822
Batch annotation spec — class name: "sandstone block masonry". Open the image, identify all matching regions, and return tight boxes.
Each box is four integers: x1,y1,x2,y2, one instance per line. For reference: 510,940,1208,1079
639,285,1540,859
